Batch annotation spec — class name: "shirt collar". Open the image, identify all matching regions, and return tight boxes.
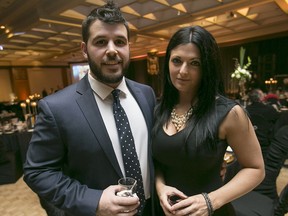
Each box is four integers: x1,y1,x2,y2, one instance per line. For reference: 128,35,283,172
88,71,129,100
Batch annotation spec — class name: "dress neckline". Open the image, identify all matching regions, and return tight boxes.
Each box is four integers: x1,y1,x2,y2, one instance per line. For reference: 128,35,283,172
162,125,186,137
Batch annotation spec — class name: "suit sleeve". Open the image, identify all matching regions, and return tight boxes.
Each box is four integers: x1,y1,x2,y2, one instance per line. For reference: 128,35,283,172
23,99,101,216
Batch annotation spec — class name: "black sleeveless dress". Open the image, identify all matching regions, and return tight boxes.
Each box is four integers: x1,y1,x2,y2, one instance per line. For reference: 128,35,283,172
152,96,237,216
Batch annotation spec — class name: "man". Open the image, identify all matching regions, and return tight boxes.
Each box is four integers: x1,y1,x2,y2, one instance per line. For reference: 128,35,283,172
23,1,156,216
245,88,279,159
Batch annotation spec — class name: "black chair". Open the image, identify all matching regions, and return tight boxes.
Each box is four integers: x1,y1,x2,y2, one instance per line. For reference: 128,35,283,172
249,113,273,158
232,125,288,216
0,139,23,184
253,125,288,200
274,183,288,216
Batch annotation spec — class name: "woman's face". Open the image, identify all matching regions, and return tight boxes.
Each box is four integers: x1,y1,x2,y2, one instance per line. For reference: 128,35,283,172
169,43,202,94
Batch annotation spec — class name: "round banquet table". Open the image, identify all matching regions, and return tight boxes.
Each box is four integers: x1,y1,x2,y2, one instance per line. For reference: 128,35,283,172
0,131,32,184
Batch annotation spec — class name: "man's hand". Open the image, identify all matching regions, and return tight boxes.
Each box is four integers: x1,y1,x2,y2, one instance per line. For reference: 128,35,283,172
96,185,139,216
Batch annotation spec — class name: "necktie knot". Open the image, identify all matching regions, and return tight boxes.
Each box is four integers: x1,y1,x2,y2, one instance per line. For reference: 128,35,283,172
112,89,121,104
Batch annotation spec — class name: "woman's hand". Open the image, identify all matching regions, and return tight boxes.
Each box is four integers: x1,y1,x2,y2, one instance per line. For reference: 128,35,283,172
157,184,187,215
170,194,209,216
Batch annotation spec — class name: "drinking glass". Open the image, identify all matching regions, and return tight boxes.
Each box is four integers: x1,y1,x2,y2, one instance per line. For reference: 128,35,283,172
116,177,137,197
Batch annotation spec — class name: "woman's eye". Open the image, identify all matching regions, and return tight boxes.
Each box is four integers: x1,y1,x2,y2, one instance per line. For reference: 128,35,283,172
171,58,181,64
191,61,201,66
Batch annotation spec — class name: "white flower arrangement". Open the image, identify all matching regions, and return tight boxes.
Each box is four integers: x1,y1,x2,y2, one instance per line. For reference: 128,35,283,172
231,46,252,81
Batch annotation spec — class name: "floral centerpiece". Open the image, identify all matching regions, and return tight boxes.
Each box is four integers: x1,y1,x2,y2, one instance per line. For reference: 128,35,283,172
231,46,252,99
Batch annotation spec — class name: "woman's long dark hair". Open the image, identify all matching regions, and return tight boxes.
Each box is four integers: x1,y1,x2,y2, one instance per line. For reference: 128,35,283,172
152,26,225,147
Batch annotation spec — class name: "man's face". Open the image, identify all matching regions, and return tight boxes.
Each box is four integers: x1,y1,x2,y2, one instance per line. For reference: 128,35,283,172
81,20,130,88
258,90,265,101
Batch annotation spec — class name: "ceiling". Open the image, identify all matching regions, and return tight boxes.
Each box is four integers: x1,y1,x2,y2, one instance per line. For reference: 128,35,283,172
0,0,288,66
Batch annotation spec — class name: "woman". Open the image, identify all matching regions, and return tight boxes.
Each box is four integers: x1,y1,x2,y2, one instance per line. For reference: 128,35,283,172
152,26,265,216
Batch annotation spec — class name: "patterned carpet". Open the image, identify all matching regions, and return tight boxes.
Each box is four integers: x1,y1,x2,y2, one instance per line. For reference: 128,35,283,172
0,167,287,216
0,176,46,216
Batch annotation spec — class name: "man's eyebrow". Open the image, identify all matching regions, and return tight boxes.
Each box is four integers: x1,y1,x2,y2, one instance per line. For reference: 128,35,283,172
91,35,128,42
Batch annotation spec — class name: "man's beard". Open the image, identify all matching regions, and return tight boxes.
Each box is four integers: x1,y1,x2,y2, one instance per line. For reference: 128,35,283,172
87,55,129,84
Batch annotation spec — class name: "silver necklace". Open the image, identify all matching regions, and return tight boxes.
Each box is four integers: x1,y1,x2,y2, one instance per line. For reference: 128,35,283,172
171,107,193,132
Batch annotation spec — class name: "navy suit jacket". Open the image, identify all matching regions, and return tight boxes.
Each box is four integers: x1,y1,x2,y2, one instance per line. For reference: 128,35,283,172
23,75,156,216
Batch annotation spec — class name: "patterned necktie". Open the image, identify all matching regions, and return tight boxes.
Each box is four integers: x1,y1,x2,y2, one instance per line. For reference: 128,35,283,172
112,89,146,215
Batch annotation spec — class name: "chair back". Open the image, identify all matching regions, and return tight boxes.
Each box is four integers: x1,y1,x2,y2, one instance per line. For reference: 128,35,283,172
274,183,288,216
254,125,288,200
248,112,274,158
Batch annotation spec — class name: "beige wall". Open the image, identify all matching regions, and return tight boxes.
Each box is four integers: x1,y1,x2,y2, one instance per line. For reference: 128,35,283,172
28,68,64,96
0,67,68,102
0,69,13,102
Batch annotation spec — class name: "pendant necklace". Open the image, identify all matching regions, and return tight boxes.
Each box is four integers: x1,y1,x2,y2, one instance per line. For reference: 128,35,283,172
171,107,193,132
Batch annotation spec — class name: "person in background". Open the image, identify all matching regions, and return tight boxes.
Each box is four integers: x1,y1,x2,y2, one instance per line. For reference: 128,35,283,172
49,87,55,95
245,88,279,159
263,91,282,112
279,89,288,108
41,88,48,98
23,1,156,216
152,26,265,216
273,109,288,133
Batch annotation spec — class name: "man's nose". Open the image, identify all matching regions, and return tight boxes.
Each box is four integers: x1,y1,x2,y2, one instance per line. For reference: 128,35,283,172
106,42,118,56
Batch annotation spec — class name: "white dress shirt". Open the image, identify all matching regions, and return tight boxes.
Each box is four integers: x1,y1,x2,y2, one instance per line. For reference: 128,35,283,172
88,72,150,199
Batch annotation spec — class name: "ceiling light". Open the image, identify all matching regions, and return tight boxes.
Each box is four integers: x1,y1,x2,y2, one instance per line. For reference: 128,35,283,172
0,45,3,50
121,6,141,16
10,39,32,44
154,0,170,6
60,9,86,20
39,18,81,28
13,32,25,36
61,32,81,37
7,33,14,38
206,16,217,23
85,0,106,6
143,13,157,20
20,34,44,39
48,37,67,42
32,28,57,34
247,14,258,20
237,8,249,16
172,3,187,13
72,39,82,43
37,42,55,46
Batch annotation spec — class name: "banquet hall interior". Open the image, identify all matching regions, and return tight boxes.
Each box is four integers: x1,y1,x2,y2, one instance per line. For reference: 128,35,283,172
1,0,288,215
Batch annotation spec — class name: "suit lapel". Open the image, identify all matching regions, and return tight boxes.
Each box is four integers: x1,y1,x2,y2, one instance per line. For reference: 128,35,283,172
75,76,123,177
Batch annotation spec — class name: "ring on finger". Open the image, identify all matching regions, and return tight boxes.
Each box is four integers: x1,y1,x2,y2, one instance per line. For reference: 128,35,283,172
123,209,130,213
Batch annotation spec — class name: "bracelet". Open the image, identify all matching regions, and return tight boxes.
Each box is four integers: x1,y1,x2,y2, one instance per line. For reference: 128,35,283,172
202,192,214,216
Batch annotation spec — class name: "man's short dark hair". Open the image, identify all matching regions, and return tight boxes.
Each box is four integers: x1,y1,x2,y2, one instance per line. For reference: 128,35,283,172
82,0,130,43
249,89,262,103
